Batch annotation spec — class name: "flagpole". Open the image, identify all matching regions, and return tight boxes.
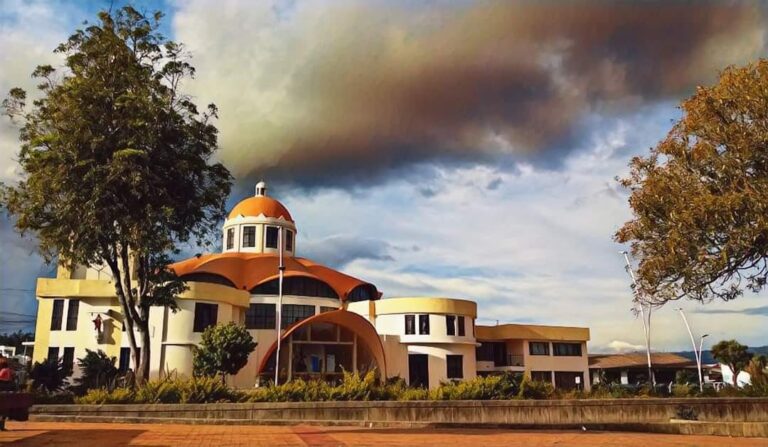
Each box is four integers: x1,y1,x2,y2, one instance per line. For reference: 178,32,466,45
274,227,285,386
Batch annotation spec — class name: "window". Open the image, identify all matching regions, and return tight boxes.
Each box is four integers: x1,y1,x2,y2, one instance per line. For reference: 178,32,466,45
242,226,256,248
65,299,79,331
285,230,294,251
281,304,315,327
405,315,416,335
51,299,64,331
458,316,466,336
446,355,463,379
265,226,279,249
531,371,552,383
347,284,378,302
529,342,550,356
554,371,583,390
62,347,75,374
250,277,339,298
418,314,430,335
47,347,59,362
553,342,582,356
446,315,456,336
320,306,337,313
119,347,131,372
245,303,276,329
226,228,235,250
193,303,218,332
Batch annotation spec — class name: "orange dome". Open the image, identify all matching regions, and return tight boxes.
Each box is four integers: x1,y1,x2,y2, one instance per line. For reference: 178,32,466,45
228,196,294,222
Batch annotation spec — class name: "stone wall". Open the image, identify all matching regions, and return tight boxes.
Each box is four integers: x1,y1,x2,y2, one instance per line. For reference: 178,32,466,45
31,398,768,437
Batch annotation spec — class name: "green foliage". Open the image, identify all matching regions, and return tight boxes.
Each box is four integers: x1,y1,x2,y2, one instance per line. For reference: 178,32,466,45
675,369,698,385
179,375,234,403
73,349,119,393
0,331,34,352
76,375,237,404
77,387,134,404
517,377,554,400
0,5,232,382
616,59,768,305
193,323,257,381
711,339,752,386
31,390,75,405
29,357,70,392
671,384,695,398
430,373,520,400
328,370,378,401
133,377,183,403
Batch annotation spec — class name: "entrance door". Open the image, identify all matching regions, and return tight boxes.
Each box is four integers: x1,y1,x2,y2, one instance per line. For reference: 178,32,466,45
408,354,429,388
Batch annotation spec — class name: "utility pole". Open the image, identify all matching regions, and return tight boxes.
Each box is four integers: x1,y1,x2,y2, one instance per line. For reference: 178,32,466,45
621,251,655,386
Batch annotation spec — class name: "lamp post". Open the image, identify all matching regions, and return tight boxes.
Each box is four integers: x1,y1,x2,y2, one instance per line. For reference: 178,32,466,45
620,251,655,386
675,308,707,392
274,227,285,386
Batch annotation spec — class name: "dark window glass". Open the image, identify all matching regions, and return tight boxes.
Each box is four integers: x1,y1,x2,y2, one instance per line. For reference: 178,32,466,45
446,315,456,336
347,284,378,302
265,226,279,249
65,299,79,331
62,347,75,374
553,342,582,356
180,273,236,288
458,316,466,336
51,299,64,331
119,347,131,372
281,304,315,327
554,371,583,390
405,315,416,335
250,277,339,298
320,306,337,313
447,355,463,379
245,303,276,329
285,230,294,251
419,314,430,335
242,226,256,247
226,228,235,250
531,370,552,383
47,347,59,362
529,342,550,356
193,303,218,332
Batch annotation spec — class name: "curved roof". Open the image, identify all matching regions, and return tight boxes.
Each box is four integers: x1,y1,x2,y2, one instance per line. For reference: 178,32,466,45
170,252,377,301
228,196,294,222
256,309,387,380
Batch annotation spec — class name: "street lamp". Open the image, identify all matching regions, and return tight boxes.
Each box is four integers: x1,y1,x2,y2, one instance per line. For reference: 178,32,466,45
620,251,655,386
675,308,707,392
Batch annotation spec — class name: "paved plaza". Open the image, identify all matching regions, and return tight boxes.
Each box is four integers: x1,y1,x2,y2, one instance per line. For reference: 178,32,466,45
0,422,765,446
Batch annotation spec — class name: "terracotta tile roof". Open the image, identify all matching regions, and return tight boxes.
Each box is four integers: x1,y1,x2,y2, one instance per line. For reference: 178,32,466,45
588,352,695,369
228,196,294,221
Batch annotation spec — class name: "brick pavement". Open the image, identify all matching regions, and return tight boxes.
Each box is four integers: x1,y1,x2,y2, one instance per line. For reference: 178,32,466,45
0,421,765,446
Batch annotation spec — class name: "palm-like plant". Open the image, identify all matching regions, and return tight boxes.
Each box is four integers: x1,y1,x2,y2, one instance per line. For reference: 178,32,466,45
29,358,70,392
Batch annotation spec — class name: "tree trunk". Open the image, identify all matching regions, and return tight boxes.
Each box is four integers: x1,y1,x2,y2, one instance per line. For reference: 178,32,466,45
731,366,739,387
138,323,152,383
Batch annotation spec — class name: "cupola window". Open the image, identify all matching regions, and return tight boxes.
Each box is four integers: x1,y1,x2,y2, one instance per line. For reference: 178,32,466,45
226,228,234,250
242,226,256,248
265,226,279,249
285,229,294,251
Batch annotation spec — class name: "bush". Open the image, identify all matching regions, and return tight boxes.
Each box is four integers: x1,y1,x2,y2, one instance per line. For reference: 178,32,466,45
29,357,70,392
431,374,520,400
181,375,235,403
73,349,119,394
329,370,377,401
133,377,183,403
32,390,75,404
671,383,694,397
76,387,134,404
517,377,554,399
193,323,257,383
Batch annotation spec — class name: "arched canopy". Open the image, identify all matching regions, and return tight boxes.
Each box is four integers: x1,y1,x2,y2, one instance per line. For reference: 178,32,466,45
257,309,386,380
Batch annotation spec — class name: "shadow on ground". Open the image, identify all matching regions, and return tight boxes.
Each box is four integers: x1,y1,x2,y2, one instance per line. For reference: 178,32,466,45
0,429,163,447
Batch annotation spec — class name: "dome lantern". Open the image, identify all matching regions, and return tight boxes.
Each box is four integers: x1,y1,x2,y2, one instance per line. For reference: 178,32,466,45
255,181,267,197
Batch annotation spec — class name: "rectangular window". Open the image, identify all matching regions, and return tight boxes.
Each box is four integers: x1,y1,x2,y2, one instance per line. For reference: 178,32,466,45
553,342,582,356
242,226,256,248
446,355,463,379
531,370,552,383
51,299,64,331
245,303,276,329
47,347,59,362
320,306,337,313
62,347,75,374
446,315,456,336
265,226,279,249
404,315,415,335
226,228,235,250
285,230,294,251
418,314,430,335
193,303,218,332
458,316,466,336
65,299,79,331
118,347,131,372
529,341,550,356
554,371,584,390
281,304,315,327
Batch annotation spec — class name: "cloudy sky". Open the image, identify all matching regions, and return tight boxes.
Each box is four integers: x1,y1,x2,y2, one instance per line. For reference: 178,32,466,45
1,0,767,352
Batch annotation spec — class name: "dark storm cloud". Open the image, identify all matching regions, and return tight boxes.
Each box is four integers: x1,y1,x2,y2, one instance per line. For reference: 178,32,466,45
300,234,394,268
182,1,767,188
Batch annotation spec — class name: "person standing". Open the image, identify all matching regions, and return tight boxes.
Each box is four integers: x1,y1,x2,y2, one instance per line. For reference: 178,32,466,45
0,355,14,431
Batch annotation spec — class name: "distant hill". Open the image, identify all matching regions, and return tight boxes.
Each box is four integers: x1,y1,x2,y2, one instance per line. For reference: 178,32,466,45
675,345,768,364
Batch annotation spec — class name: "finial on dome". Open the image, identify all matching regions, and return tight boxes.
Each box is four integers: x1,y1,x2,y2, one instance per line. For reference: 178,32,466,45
255,180,267,197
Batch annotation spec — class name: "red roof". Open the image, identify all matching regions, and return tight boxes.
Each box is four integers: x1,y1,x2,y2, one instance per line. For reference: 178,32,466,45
228,196,293,222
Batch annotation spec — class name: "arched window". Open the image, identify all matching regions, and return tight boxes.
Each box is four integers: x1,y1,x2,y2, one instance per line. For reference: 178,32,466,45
346,284,378,302
250,276,339,299
180,273,236,288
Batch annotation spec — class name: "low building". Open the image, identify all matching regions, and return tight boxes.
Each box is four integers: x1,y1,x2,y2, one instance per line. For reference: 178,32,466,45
588,352,703,385
31,183,590,389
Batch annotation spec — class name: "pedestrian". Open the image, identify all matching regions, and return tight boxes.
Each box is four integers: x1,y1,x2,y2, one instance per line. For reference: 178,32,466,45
0,355,14,431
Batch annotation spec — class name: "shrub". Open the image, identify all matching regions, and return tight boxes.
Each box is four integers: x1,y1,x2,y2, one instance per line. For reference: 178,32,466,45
32,390,75,404
431,374,519,400
398,387,430,401
29,357,70,392
517,377,554,399
329,370,377,401
193,323,257,383
180,375,237,403
675,370,698,385
133,377,183,403
76,387,134,404
73,349,119,394
671,384,694,398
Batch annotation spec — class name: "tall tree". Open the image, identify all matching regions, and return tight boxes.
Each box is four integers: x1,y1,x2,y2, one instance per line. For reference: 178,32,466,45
1,7,232,382
193,323,257,384
616,59,768,305
711,339,752,387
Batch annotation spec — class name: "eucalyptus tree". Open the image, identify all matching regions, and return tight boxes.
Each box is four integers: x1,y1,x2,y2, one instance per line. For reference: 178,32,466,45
1,7,232,381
